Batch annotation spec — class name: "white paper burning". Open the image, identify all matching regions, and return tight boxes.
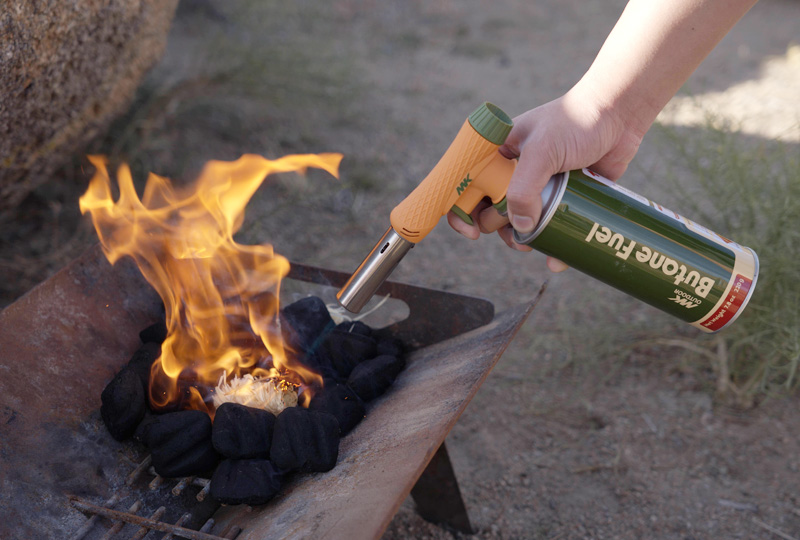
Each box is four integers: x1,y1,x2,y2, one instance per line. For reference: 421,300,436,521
212,372,298,416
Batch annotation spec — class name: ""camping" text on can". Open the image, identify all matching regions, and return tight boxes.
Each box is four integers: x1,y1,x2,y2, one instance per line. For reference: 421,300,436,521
514,168,759,333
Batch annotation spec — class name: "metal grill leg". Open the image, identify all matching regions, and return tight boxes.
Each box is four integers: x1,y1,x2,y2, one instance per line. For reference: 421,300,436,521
410,441,474,534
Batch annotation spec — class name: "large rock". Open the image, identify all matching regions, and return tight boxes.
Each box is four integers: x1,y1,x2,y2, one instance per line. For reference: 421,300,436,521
0,0,179,214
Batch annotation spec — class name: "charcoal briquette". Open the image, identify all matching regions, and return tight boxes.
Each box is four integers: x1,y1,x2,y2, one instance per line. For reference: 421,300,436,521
341,321,372,337
126,342,161,393
212,403,276,459
346,355,406,402
318,322,377,379
280,296,334,354
139,319,167,344
376,336,405,357
270,407,339,472
135,410,219,478
210,458,283,506
308,382,365,436
296,351,340,382
101,367,147,441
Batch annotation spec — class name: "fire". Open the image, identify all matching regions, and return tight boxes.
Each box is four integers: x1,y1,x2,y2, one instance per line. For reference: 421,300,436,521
80,153,342,416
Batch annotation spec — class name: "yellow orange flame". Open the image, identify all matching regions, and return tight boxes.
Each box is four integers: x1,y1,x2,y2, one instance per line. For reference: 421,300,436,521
80,153,342,415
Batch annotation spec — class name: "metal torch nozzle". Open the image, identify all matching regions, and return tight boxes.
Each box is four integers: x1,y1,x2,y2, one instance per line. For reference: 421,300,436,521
336,227,414,313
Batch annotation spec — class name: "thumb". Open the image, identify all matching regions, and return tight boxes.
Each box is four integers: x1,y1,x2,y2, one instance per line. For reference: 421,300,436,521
504,144,559,236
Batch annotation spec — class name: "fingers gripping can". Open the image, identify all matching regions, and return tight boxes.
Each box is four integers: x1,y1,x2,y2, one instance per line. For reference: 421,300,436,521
514,169,759,332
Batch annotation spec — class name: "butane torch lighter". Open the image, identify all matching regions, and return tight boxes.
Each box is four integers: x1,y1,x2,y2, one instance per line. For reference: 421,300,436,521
336,102,760,333
336,103,515,313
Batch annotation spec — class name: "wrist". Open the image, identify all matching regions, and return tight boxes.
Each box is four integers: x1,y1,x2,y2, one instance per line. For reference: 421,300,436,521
558,76,649,180
570,69,655,144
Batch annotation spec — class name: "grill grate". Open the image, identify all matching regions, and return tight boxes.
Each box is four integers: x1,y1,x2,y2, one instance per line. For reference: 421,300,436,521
70,454,234,540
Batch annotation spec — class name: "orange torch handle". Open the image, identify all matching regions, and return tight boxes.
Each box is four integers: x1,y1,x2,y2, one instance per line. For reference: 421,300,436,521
390,103,515,243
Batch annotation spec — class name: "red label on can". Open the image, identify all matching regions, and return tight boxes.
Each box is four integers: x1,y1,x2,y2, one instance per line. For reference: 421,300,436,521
700,274,753,331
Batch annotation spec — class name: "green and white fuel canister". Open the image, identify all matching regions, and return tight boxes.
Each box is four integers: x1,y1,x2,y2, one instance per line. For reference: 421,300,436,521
514,168,759,333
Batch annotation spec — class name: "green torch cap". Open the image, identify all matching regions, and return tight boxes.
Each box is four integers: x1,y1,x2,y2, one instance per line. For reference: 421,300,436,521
468,102,513,145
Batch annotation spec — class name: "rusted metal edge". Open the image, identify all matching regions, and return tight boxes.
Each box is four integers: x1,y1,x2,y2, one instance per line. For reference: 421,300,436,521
70,497,231,540
376,282,547,538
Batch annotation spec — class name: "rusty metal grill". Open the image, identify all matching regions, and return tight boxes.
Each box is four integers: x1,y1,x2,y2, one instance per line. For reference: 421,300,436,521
0,244,540,540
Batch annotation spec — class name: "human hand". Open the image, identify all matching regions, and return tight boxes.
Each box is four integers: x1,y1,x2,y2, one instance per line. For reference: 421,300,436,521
447,80,646,271
448,0,758,271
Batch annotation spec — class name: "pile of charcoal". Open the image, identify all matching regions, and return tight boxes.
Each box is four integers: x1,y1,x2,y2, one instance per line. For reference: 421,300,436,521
100,296,406,505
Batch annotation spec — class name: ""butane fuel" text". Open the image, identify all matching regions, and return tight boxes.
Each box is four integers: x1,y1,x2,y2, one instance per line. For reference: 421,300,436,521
584,222,716,299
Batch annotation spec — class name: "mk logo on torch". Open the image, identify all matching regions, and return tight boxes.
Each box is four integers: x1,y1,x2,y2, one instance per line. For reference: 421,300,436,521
456,174,472,195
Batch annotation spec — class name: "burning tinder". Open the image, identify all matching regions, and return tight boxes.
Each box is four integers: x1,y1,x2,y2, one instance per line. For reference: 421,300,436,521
212,373,298,415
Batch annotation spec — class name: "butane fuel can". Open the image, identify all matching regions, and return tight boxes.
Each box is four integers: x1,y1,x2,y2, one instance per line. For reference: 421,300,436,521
515,168,759,332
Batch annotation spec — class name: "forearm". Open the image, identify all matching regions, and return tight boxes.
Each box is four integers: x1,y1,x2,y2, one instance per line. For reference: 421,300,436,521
578,0,758,137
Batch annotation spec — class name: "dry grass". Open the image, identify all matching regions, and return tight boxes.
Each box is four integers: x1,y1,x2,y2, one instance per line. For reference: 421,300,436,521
651,118,800,406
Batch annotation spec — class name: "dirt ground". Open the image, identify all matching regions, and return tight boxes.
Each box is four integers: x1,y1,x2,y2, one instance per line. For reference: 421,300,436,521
3,0,800,538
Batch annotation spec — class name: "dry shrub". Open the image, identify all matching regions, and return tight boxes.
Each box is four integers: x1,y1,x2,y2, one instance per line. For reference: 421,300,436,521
654,118,800,406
